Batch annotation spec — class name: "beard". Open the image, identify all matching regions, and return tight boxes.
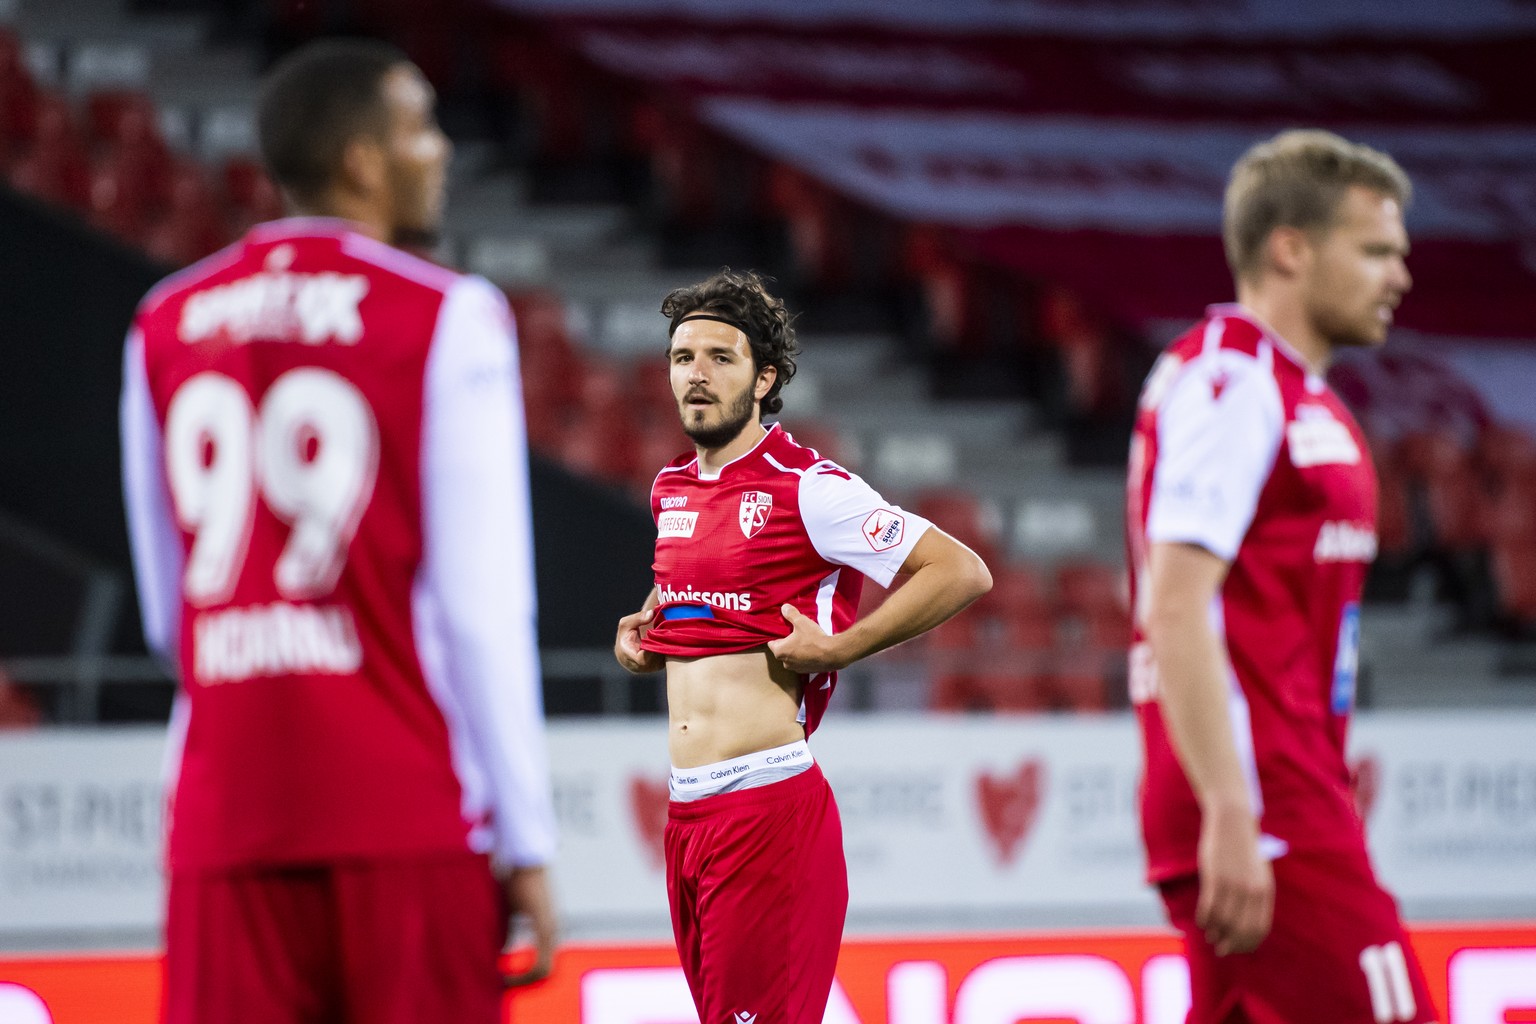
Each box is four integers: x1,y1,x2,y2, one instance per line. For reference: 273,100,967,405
1311,298,1386,351
681,384,757,450
391,224,441,254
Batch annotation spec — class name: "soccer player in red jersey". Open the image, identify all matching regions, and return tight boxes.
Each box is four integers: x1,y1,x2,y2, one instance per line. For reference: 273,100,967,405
120,40,556,1024
614,270,991,1024
1127,130,1438,1023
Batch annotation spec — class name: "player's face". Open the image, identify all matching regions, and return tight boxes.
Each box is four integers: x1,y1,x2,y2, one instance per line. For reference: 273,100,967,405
668,320,770,450
380,65,450,247
1302,185,1412,350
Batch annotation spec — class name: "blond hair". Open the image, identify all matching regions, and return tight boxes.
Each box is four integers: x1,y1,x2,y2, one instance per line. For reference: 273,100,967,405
1223,129,1411,282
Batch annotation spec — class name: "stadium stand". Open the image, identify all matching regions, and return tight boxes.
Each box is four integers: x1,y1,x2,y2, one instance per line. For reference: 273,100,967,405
2,0,1534,723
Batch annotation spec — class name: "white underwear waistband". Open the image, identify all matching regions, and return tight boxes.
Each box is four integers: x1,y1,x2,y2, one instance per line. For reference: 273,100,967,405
669,739,814,801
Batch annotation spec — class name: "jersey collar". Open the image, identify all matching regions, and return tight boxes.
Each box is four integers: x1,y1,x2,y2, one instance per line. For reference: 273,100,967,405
696,422,780,482
1206,303,1328,392
246,217,371,245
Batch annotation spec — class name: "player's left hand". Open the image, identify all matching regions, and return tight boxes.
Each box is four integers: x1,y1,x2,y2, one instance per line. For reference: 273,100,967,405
502,865,558,989
768,604,848,673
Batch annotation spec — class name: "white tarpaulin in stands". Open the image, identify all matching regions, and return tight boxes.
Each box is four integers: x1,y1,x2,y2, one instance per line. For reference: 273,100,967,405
563,27,1532,124
700,103,1536,336
494,0,1536,39
4,712,1536,940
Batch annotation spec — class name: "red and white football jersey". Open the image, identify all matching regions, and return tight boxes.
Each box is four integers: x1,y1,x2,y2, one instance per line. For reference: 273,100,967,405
121,218,555,872
642,424,931,735
1127,304,1377,882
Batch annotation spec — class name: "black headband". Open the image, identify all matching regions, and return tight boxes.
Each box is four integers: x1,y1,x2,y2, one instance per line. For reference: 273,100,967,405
668,312,753,340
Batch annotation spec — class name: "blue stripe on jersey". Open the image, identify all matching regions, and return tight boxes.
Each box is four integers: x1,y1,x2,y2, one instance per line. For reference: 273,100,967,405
662,604,715,621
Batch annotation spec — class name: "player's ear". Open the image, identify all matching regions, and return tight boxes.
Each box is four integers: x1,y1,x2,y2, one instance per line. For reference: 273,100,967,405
754,364,777,402
1266,225,1313,279
337,135,388,202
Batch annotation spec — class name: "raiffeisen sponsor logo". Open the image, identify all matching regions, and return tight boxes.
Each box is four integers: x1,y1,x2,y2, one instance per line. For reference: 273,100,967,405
657,585,753,611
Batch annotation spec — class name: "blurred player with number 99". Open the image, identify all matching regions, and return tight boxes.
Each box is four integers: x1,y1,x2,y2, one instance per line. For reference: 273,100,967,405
120,39,556,1024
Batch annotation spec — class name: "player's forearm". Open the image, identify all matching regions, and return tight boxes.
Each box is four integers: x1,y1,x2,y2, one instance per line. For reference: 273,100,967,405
836,537,990,665
1147,603,1255,816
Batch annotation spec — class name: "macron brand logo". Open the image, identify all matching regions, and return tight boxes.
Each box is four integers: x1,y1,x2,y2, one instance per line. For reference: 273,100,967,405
180,271,369,346
734,1014,757,1024
660,495,689,510
1315,521,1377,563
657,511,699,538
657,585,752,611
862,508,905,552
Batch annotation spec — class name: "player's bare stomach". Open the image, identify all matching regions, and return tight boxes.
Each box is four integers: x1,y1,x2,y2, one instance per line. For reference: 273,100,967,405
666,648,805,768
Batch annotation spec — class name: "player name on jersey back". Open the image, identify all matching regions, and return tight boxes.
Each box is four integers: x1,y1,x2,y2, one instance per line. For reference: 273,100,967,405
180,262,369,345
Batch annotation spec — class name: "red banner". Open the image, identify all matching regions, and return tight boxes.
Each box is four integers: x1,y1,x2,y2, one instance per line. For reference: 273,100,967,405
4,926,1535,1023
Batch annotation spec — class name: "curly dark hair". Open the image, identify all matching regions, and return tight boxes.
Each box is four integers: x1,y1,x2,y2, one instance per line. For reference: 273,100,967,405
661,269,800,415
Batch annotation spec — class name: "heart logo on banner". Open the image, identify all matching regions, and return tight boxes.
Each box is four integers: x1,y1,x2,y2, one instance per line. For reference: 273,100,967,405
628,776,670,871
975,760,1046,865
1349,754,1381,823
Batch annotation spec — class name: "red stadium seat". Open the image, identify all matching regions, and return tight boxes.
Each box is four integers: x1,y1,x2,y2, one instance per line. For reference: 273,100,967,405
914,488,1003,570
84,88,157,147
1479,424,1536,491
765,165,855,290
222,155,284,231
1046,654,1112,713
146,163,231,266
9,93,90,209
557,415,637,485
1491,537,1536,625
0,670,40,729
781,419,846,468
1054,558,1125,618
1369,436,1413,556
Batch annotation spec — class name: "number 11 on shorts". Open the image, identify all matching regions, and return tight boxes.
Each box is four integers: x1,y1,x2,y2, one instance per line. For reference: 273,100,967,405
1359,941,1417,1023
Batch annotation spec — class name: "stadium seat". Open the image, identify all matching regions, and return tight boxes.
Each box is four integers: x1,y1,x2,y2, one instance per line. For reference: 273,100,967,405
221,155,284,231
1491,537,1536,625
1369,436,1413,556
84,88,157,147
0,32,39,162
914,488,1003,570
1054,558,1125,619
1047,652,1113,713
9,93,90,209
0,670,40,729
558,414,638,485
146,163,231,266
765,165,855,290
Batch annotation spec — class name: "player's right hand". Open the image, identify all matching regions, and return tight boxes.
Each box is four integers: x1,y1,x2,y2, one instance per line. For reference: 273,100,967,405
1195,802,1274,956
614,608,664,674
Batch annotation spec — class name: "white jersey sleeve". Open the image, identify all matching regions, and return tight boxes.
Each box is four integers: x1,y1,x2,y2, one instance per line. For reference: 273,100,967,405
798,464,933,587
120,327,183,665
416,275,557,870
1146,346,1285,562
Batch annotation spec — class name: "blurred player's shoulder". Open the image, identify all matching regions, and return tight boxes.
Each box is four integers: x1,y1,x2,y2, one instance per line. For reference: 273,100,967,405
1164,305,1266,364
135,236,248,321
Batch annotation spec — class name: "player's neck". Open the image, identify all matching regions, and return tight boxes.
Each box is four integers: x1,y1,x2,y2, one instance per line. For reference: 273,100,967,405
1235,288,1333,374
289,195,389,244
696,422,769,477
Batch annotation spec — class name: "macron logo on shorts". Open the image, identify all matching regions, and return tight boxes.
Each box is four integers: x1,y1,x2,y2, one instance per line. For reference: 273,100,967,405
734,1014,757,1024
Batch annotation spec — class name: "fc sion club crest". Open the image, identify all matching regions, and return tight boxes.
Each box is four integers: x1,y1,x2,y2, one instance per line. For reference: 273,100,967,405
739,491,773,538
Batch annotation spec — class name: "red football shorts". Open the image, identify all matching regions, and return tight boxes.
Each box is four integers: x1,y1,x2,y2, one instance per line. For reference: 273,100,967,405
164,854,507,1024
666,763,849,1024
1160,844,1437,1024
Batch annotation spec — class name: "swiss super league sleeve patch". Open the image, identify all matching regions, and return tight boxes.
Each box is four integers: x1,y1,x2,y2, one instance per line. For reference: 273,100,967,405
862,508,905,552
